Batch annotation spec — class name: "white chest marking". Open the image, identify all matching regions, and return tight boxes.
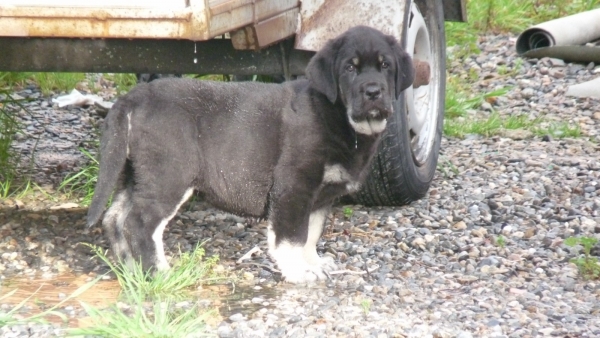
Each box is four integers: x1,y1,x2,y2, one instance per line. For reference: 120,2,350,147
323,164,351,183
323,164,361,192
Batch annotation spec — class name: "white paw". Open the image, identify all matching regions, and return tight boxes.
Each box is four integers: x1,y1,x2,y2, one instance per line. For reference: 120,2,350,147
270,242,337,284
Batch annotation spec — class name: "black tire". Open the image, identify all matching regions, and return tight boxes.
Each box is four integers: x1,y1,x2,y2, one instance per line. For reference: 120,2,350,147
352,0,446,206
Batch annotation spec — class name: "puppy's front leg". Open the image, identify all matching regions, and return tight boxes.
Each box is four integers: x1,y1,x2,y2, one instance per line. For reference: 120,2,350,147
267,191,336,283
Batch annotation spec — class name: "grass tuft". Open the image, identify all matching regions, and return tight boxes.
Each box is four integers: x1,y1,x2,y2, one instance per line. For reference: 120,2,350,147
0,89,32,198
58,147,99,205
444,112,540,138
564,236,600,280
71,298,214,338
102,73,138,93
70,243,225,336
84,243,224,301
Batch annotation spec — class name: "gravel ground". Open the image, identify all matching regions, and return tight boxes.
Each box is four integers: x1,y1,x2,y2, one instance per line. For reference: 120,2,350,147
1,33,600,337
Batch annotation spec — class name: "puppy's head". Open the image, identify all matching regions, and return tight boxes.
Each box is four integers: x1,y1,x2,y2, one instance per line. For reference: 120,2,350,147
306,25,414,135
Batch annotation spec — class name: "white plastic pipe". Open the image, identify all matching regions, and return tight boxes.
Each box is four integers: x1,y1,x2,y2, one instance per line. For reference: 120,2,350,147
516,8,600,55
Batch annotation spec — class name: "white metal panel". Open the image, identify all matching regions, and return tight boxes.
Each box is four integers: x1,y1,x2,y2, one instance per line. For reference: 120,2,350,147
0,0,300,41
295,0,408,51
0,0,186,8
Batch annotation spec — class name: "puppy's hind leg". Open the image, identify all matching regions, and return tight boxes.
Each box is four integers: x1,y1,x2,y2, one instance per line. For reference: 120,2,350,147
124,186,194,272
102,185,134,267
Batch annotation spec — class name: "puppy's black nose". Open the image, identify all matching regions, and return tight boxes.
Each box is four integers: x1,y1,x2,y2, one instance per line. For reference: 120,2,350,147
365,84,382,101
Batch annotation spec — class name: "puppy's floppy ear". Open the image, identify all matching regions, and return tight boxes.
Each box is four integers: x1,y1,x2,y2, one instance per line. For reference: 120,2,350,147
306,38,341,103
387,35,415,98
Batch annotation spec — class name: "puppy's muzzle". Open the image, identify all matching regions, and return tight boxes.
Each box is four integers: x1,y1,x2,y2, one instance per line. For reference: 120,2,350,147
364,83,382,101
355,81,392,120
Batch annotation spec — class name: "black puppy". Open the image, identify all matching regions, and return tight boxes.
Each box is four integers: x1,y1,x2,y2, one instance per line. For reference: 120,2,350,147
87,26,414,283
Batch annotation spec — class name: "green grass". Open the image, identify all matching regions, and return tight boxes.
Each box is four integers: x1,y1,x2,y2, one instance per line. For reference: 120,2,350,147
103,73,138,93
564,236,600,280
71,297,214,337
445,84,510,119
360,299,372,316
1,244,226,335
84,243,227,301
69,243,226,336
0,89,31,198
343,206,354,219
58,147,99,206
444,0,600,139
0,72,87,96
437,158,459,178
444,112,539,138
533,122,582,138
445,0,600,57
496,235,506,248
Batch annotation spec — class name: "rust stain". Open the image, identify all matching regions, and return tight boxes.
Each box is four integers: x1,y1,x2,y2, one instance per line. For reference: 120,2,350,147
296,0,407,51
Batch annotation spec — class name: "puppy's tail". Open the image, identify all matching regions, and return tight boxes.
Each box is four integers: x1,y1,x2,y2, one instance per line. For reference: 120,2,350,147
86,103,131,228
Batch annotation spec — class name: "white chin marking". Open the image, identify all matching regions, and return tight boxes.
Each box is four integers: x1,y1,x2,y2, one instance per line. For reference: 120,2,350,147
347,108,387,135
151,187,194,271
267,209,336,284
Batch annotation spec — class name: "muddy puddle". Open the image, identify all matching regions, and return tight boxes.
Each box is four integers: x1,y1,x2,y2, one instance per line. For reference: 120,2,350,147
0,272,287,328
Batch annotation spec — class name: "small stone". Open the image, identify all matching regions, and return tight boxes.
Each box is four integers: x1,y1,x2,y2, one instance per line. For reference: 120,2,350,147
453,221,467,230
524,228,536,239
49,202,79,210
229,313,245,322
521,88,535,99
548,58,565,67
471,228,487,237
411,237,425,248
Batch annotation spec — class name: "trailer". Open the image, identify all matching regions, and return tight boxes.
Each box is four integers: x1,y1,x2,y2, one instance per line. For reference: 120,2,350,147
0,0,466,206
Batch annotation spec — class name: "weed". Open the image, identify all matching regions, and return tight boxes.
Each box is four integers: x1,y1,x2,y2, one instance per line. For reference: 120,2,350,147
0,73,30,88
102,73,138,93
564,236,600,280
445,82,509,119
58,147,99,205
533,122,581,139
444,112,538,138
70,298,214,337
0,89,27,197
496,235,506,248
343,206,354,219
360,299,372,316
437,159,459,178
32,73,87,96
84,243,225,301
70,243,224,336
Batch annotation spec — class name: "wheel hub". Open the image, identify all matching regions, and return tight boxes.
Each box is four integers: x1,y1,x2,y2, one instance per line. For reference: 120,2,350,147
405,2,439,166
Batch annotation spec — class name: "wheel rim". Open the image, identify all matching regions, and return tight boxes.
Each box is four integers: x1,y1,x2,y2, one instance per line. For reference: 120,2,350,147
405,2,440,166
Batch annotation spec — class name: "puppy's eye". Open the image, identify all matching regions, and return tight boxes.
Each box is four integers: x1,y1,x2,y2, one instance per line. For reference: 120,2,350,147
346,64,356,72
381,61,390,69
